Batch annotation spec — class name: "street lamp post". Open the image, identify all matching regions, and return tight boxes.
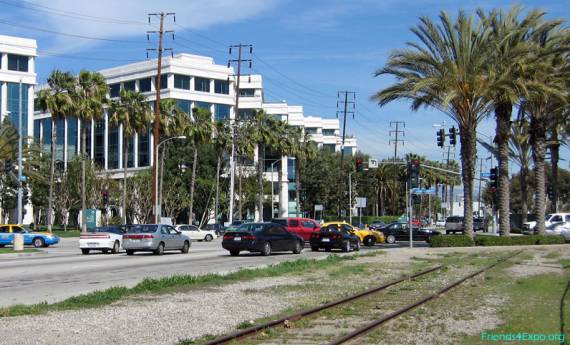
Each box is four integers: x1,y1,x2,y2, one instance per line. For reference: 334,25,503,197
154,136,186,223
348,171,355,225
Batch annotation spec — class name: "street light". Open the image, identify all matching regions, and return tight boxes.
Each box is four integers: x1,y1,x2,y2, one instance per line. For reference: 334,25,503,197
154,135,186,222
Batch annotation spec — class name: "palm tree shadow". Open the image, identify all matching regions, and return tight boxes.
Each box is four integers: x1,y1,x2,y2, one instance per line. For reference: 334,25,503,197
561,278,570,345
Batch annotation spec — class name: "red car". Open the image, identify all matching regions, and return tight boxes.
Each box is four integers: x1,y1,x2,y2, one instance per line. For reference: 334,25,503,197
271,218,320,241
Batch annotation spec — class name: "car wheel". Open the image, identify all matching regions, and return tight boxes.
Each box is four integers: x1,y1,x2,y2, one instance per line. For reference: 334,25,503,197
111,241,120,254
293,241,303,254
102,249,109,254
81,248,90,255
205,234,213,242
154,242,165,256
311,246,319,252
261,242,272,256
354,241,361,252
181,241,190,254
33,237,45,248
230,250,240,256
363,236,376,246
342,240,351,253
126,250,134,256
386,235,396,244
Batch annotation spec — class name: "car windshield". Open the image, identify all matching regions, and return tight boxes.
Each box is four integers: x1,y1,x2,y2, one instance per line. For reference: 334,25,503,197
545,214,552,220
126,225,158,233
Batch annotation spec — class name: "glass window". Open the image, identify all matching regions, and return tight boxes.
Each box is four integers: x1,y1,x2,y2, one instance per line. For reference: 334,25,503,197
41,118,51,152
214,80,229,94
126,225,158,233
55,118,65,162
139,78,152,92
94,119,105,168
303,221,315,228
155,74,168,89
0,226,9,233
551,215,563,222
108,123,119,169
175,99,191,114
287,158,296,181
34,119,41,143
109,84,120,98
83,120,92,158
342,147,353,155
238,109,253,120
174,74,190,90
214,104,230,121
322,129,335,136
565,216,570,222
7,54,28,72
239,89,255,97
194,77,210,92
323,144,336,152
67,117,78,160
194,101,211,111
126,136,134,168
138,131,150,167
305,127,318,134
7,82,29,137
123,80,136,91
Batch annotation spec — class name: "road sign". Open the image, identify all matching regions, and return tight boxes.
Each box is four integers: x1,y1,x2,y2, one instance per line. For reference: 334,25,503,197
411,187,437,195
480,172,491,178
85,209,97,230
356,197,367,208
314,204,324,211
368,159,378,169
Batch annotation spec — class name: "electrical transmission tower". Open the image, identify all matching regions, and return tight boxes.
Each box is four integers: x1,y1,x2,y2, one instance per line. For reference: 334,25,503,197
147,12,175,223
389,121,405,162
336,91,355,217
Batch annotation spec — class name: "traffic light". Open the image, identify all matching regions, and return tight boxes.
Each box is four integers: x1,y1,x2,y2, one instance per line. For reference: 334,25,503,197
412,194,421,205
449,127,457,146
355,158,364,172
101,190,109,208
547,185,554,200
22,182,29,205
489,167,498,188
436,129,445,147
408,159,420,188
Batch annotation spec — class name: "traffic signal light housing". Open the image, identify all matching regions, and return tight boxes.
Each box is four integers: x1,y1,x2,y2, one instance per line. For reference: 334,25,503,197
547,185,554,200
489,167,498,188
355,158,364,172
449,126,457,146
22,183,29,206
408,159,420,188
101,190,109,208
436,129,445,147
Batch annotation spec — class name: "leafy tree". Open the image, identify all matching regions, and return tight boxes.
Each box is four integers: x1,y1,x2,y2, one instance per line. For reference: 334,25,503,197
126,170,153,224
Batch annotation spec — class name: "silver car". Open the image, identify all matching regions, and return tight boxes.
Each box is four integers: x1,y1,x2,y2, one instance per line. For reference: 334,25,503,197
122,224,191,255
545,222,570,241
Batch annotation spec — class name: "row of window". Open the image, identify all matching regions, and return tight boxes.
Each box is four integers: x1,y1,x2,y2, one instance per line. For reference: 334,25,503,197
305,128,336,136
1,54,29,72
108,74,235,97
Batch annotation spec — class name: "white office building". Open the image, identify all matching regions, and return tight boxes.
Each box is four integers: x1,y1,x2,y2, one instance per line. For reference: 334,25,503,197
33,53,357,221
0,34,36,224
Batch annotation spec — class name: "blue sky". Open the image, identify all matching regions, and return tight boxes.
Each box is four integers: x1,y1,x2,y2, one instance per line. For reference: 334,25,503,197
2,0,569,173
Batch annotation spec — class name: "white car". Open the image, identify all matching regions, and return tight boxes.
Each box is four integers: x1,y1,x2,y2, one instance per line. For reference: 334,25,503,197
175,224,217,242
435,219,446,227
523,213,570,232
79,226,126,254
545,222,570,241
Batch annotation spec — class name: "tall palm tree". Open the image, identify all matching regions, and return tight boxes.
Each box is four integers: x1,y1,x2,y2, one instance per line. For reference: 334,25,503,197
372,11,492,237
290,129,317,217
37,70,75,232
509,117,532,222
72,70,108,232
235,120,256,220
477,7,545,236
547,106,568,212
212,121,231,224
109,89,153,224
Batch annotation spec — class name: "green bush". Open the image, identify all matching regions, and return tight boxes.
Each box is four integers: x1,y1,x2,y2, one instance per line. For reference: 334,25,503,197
475,235,566,246
537,235,566,245
430,235,475,247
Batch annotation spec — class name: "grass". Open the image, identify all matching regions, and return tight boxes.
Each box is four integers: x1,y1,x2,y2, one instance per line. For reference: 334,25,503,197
0,252,380,318
0,248,40,254
52,230,80,238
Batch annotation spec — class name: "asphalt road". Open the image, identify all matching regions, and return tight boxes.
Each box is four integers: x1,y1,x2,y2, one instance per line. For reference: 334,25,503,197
0,237,400,308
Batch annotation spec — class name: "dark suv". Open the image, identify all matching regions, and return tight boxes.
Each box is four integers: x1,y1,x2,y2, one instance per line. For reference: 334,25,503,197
445,216,485,234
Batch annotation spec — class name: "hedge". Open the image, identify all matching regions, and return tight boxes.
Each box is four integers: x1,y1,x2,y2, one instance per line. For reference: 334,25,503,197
323,215,400,225
430,235,475,247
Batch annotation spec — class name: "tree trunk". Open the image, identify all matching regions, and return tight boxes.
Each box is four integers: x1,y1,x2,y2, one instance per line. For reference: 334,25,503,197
495,102,512,236
295,157,301,218
257,146,264,221
81,121,87,233
47,118,56,232
214,155,221,224
550,126,559,213
159,144,167,219
459,125,476,238
530,116,547,235
188,146,198,224
520,166,529,223
122,138,128,224
238,167,243,220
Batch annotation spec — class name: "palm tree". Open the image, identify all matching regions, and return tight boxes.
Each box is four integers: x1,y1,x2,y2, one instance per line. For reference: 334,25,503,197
289,129,317,217
372,11,492,237
212,121,231,224
109,89,153,224
477,7,545,236
235,120,256,220
37,70,75,232
547,106,568,213
509,117,532,223
72,70,108,232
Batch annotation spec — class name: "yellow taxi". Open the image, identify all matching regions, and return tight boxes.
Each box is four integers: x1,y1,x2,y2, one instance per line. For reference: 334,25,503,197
321,221,385,246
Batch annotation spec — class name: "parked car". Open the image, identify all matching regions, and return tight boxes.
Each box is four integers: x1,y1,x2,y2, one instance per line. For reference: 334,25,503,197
435,219,446,227
224,220,253,232
0,224,60,248
322,221,384,246
369,221,386,230
379,222,439,244
203,223,225,236
309,223,361,252
79,225,126,254
523,213,570,232
545,222,570,241
445,216,485,234
122,224,191,255
175,224,217,241
271,218,320,241
221,222,304,256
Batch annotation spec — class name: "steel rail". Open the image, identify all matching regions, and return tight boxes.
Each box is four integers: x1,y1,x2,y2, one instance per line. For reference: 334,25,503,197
201,265,443,345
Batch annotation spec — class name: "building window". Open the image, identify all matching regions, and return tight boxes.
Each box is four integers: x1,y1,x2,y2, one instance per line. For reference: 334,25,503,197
67,118,78,160
83,120,92,158
123,80,136,91
139,78,152,92
175,99,191,114
94,119,105,168
34,119,41,143
342,147,353,155
305,127,318,135
194,102,211,111
194,77,210,92
108,123,119,169
238,109,253,120
174,74,190,90
126,136,135,168
109,83,120,98
7,54,28,72
138,131,150,167
322,129,335,136
239,89,255,97
323,144,336,152
55,118,65,162
287,158,296,182
155,74,168,89
7,82,29,137
214,104,230,121
41,118,51,153
214,80,229,94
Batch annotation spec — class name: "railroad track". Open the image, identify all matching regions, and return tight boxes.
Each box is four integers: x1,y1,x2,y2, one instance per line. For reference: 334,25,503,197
201,251,519,345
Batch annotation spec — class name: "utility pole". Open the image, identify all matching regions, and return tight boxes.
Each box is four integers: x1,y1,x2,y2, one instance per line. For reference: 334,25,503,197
228,44,253,224
336,91,355,218
147,12,175,224
389,121,405,162
477,158,484,217
17,79,22,225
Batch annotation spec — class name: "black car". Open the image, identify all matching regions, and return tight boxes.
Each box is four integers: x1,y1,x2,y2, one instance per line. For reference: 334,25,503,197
379,222,439,244
309,224,361,252
369,220,386,230
222,222,304,256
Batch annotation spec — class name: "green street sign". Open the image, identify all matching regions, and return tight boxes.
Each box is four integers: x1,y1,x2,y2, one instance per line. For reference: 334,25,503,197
86,209,97,230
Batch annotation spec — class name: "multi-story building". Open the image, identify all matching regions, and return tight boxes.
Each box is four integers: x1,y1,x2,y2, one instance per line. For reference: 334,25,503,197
33,53,357,222
0,34,36,224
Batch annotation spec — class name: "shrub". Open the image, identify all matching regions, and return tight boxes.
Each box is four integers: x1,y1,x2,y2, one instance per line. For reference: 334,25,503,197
537,235,566,245
430,235,475,247
474,235,566,246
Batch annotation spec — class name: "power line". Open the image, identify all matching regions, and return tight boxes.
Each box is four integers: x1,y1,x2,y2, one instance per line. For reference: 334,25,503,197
37,50,140,63
389,121,405,162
